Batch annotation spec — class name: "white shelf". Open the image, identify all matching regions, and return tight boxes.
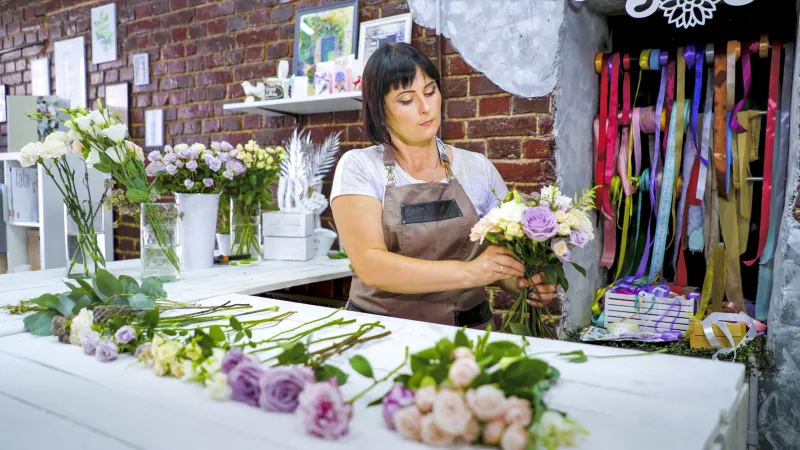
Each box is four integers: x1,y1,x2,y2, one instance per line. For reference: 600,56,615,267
8,221,40,228
223,91,362,117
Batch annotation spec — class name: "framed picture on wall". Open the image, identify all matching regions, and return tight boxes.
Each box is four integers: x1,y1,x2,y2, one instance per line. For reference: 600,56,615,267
292,0,359,78
358,14,412,65
0,85,6,123
31,58,50,96
145,109,163,148
54,37,87,109
105,83,129,127
91,3,117,64
133,53,150,86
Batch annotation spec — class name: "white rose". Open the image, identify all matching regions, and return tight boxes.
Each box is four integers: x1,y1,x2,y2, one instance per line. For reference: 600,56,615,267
154,340,181,365
170,361,186,378
45,131,68,144
564,212,581,229
75,115,93,131
448,357,480,389
504,396,533,427
102,124,128,143
432,389,471,436
39,135,68,159
500,424,528,450
393,406,422,441
205,372,232,400
573,209,594,236
555,210,567,223
558,223,571,236
85,150,101,167
552,239,570,258
19,142,40,167
89,109,107,126
420,414,454,446
498,201,528,224
414,385,437,413
68,308,94,346
483,419,506,445
532,411,584,448
452,347,475,360
465,385,507,421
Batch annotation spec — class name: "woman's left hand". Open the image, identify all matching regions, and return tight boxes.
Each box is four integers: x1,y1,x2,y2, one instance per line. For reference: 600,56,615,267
518,273,556,307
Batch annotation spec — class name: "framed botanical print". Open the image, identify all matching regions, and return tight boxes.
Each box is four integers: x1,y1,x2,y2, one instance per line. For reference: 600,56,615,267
358,14,412,65
293,1,359,78
91,4,117,64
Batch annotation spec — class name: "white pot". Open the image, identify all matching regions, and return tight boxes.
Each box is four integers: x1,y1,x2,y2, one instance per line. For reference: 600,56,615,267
313,228,337,257
176,193,220,271
216,233,231,256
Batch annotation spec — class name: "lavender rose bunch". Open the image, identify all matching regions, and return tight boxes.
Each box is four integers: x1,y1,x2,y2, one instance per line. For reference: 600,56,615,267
258,365,315,413
148,142,229,194
469,185,597,336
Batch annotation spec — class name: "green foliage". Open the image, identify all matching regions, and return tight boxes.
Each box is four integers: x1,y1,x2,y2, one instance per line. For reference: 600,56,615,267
316,364,349,386
23,310,58,336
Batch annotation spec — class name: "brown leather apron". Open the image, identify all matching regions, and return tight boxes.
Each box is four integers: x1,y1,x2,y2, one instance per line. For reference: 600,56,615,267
346,138,492,328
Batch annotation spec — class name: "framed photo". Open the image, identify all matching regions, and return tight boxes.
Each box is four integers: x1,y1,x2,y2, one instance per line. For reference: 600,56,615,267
91,4,117,64
133,53,150,86
105,83,129,127
293,1,359,78
54,37,87,109
358,13,412,65
31,58,50,96
145,109,163,148
0,85,6,123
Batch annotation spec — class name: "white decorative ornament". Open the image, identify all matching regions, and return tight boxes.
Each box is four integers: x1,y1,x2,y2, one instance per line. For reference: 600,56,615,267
626,0,756,29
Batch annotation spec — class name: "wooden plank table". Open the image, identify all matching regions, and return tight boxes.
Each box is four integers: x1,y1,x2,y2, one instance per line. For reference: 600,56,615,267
0,294,747,450
0,257,352,336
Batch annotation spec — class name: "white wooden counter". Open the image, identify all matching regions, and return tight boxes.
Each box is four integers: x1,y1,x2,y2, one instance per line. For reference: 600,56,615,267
0,294,746,450
0,257,352,336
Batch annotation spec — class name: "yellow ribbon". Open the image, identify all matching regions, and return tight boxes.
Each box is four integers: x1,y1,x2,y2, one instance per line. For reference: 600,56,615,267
718,132,745,312
693,243,726,321
736,111,761,225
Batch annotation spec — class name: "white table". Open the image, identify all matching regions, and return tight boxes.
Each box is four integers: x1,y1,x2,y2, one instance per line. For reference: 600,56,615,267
0,294,747,450
0,257,352,336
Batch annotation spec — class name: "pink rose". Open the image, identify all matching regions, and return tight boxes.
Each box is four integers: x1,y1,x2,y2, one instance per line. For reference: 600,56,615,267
393,406,422,441
415,385,437,413
432,389,471,436
466,385,507,421
452,347,475,360
501,424,529,450
448,357,480,388
483,419,506,445
458,418,480,444
420,413,455,446
504,396,533,427
296,379,352,440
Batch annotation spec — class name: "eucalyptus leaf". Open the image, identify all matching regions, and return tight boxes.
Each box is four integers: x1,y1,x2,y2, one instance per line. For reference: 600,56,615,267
75,278,96,297
130,293,156,308
30,294,58,309
107,295,129,306
63,281,79,291
140,278,167,299
316,364,349,386
53,294,76,316
126,188,150,203
276,342,309,366
349,355,374,379
72,295,93,314
509,322,532,337
119,275,140,294
143,308,160,328
209,325,226,342
23,310,57,336
94,269,122,300
93,163,112,173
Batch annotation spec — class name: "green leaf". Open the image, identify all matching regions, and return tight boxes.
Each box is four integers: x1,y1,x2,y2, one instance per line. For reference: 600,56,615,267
143,308,160,328
571,262,587,277
349,355,374,379
276,342,308,366
500,359,549,387
163,329,177,336
470,371,492,388
53,294,76,316
454,329,471,348
410,355,429,374
393,374,411,385
435,339,454,360
245,329,252,339
316,364,349,386
107,295,129,306
230,317,242,331
93,163,112,173
414,347,440,361
140,278,167,299
29,294,58,309
75,278,96,296
367,395,386,407
126,188,150,203
63,281,79,291
72,295,93,314
23,310,58,336
408,371,425,390
208,325,226,342
419,375,437,388
129,293,156,308
485,341,523,359
234,332,244,342
509,322,532,337
559,350,588,363
544,269,558,287
93,269,122,300
133,178,148,190
119,275,140,294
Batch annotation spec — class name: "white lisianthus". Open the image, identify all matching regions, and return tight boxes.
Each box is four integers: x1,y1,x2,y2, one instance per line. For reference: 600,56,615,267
67,128,82,141
68,308,94,346
85,150,101,167
554,195,572,211
572,209,595,238
183,342,203,361
102,124,128,143
19,142,40,167
75,115,93,131
125,141,144,160
173,143,189,152
555,210,567,223
170,360,186,379
181,359,200,382
105,146,124,163
204,372,232,400
531,411,585,448
89,109,107,126
190,143,206,152
558,223,571,236
200,348,225,376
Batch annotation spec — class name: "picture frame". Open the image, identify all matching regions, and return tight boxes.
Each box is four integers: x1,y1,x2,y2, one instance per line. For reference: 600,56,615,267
91,3,117,65
0,85,6,123
358,13,413,65
292,0,359,79
133,53,150,86
145,109,164,148
105,83,129,127
54,37,87,109
31,58,50,96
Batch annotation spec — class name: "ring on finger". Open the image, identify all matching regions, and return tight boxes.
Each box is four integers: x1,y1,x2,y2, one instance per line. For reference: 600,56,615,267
496,264,505,273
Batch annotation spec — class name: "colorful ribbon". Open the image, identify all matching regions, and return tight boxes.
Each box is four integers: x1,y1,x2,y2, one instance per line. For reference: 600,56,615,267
700,312,757,360
713,51,729,198
730,41,759,132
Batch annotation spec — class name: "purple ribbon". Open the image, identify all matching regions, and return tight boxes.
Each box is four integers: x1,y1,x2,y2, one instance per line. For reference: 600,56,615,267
730,42,759,133
685,45,703,150
654,296,685,336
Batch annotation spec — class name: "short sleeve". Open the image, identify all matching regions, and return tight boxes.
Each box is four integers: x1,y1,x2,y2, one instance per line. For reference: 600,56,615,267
486,159,509,211
330,150,380,202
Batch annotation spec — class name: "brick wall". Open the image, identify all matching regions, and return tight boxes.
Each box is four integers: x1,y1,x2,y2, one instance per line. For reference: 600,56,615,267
0,0,557,317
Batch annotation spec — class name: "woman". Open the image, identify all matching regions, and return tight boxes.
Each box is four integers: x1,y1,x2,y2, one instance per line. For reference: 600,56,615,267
331,43,555,328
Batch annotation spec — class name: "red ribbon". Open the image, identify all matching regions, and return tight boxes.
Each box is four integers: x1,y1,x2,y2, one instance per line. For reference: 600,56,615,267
597,54,610,211
603,53,621,218
596,117,618,269
622,53,631,126
676,157,701,286
745,41,782,266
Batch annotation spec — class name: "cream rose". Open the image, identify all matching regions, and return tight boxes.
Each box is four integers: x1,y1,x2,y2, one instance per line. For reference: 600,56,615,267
555,210,567,223
532,410,584,447
448,357,480,388
69,308,94,346
153,361,168,377
505,221,524,239
393,406,422,441
154,340,181,365
420,414,455,446
504,396,533,427
432,389,472,436
170,360,186,378
414,385,437,413
558,223,571,236
564,211,581,229
552,239,570,258
466,385,507,421
452,347,475,360
483,419,506,445
500,424,528,450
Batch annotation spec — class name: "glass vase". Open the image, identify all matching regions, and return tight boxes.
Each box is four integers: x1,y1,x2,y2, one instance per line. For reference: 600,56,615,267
141,203,181,282
230,199,261,265
64,203,106,279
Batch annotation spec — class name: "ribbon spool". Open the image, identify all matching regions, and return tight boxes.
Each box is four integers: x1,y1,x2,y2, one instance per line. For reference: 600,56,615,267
705,44,714,64
759,34,770,59
639,107,657,133
640,49,652,70
623,53,631,71
595,53,604,74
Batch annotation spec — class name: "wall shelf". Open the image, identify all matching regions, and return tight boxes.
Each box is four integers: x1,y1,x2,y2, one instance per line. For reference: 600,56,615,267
8,220,40,228
223,91,362,117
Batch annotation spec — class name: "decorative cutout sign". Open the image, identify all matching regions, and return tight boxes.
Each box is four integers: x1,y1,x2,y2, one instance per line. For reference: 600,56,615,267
626,0,756,29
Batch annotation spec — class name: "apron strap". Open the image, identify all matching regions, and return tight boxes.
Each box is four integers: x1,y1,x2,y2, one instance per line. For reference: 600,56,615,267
383,137,454,187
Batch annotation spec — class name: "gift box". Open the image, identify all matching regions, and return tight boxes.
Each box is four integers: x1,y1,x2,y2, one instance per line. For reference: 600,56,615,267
262,211,315,238
604,288,697,333
689,321,748,349
263,235,315,261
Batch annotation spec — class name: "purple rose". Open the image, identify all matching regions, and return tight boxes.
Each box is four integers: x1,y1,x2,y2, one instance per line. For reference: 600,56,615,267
208,158,222,172
228,361,264,407
95,339,119,362
145,161,165,177
229,149,239,159
178,148,193,159
165,164,178,175
82,331,100,355
220,141,234,152
218,152,231,162
382,383,415,430
297,379,352,440
186,160,198,171
162,153,177,164
569,229,589,248
135,342,151,357
257,365,316,413
114,325,137,344
232,160,246,175
223,168,234,180
147,150,162,162
184,179,194,189
221,347,254,375
521,206,558,241
203,178,214,187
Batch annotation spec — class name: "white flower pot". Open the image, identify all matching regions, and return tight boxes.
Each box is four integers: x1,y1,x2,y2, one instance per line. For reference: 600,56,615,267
216,233,231,256
176,193,220,271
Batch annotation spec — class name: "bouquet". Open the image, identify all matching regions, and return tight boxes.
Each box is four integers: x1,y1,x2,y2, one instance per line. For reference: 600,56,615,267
471,186,597,337
147,142,228,194
219,140,285,260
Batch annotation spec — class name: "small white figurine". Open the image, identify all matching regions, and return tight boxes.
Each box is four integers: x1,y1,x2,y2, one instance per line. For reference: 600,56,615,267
241,81,267,103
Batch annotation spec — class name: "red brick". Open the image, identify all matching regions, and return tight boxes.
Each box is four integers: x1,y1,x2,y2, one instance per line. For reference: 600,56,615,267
178,103,214,119
243,114,261,129
227,16,247,32
184,120,201,135
171,0,189,10
234,62,275,82
249,10,269,26
186,57,204,72
245,46,265,62
205,53,224,68
452,140,486,154
523,138,553,159
266,41,289,59
236,28,277,46
236,0,280,13
163,43,194,59
227,83,244,99
211,132,250,146
198,70,233,86
162,10,195,28
169,91,188,105
348,125,366,142
225,49,244,65
135,3,152,19
513,95,550,114
441,78,468,98
207,85,226,101
279,23,294,40
487,138,520,159
443,121,465,140
381,1,409,16
360,6,378,22
168,122,183,137
153,1,170,15
446,99,476,119
198,36,235,54
470,75,504,96
411,23,424,39
171,27,189,42
443,38,458,55
309,113,333,126
161,75,194,90
189,23,207,39
468,117,537,138
203,119,221,134
271,4,293,23
135,94,150,108
188,88,206,102
494,161,545,182
412,38,437,58
334,110,360,124
480,96,511,116
208,18,227,35
169,60,186,74
222,117,241,131
105,70,119,83
446,56,473,76
152,92,170,107
128,18,160,35
538,115,554,135
196,1,234,21
90,72,103,85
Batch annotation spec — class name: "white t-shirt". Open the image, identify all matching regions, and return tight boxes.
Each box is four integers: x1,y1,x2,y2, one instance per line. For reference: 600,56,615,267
331,145,509,217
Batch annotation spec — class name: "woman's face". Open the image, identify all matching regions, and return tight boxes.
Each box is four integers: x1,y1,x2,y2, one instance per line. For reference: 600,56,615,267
384,67,441,146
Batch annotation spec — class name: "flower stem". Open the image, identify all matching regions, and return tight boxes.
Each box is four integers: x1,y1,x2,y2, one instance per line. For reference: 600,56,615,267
347,347,409,404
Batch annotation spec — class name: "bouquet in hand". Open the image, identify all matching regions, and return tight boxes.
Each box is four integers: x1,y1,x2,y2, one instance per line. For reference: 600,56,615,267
471,185,597,336
147,142,229,194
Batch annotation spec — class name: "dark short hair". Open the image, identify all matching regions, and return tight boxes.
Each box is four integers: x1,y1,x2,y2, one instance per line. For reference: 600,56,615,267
361,43,441,145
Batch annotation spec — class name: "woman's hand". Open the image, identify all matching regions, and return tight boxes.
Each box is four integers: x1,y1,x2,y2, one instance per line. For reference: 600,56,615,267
518,273,556,307
467,245,525,287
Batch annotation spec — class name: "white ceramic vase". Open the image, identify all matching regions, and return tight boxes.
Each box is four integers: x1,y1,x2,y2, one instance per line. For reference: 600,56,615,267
216,233,231,256
176,193,220,271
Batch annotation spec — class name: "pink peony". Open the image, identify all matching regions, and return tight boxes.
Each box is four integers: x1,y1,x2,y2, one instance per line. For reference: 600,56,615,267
432,389,471,436
483,419,506,445
466,385,507,421
500,424,529,450
521,206,559,241
504,396,533,427
393,406,422,441
420,413,455,446
383,383,415,430
448,357,480,389
297,379,352,440
415,385,437,413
